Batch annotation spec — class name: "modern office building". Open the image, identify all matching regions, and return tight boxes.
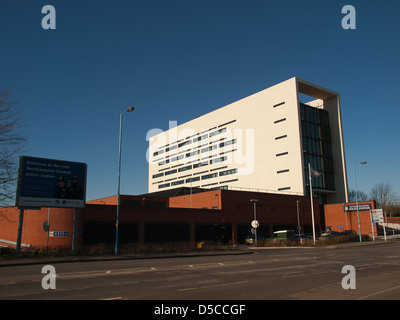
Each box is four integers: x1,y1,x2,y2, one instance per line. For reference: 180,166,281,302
148,77,348,204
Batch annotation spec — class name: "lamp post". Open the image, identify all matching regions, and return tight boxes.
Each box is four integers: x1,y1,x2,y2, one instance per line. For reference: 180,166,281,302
353,161,367,243
115,106,134,256
250,199,259,245
296,200,301,236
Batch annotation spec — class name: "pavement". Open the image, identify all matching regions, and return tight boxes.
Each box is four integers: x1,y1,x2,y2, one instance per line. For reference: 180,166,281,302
0,247,253,267
1,236,398,268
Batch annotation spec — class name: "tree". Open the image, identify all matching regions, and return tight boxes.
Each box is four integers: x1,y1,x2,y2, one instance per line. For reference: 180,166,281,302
348,189,369,202
0,87,27,207
369,182,400,217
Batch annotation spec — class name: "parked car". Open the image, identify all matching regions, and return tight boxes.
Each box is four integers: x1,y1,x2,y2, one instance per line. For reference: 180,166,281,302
268,230,296,242
340,230,357,236
245,235,266,245
295,234,313,244
319,231,342,239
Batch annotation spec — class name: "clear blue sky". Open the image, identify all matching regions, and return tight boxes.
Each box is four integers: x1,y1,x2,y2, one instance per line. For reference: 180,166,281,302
1,0,399,201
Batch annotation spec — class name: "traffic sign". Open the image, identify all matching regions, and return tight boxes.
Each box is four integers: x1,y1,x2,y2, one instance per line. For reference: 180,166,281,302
371,209,384,223
251,220,259,229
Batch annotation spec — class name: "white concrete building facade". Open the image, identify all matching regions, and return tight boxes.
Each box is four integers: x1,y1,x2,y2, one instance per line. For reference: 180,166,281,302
148,77,348,204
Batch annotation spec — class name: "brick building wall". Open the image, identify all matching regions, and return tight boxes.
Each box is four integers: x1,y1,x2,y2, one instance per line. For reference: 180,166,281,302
0,206,77,249
324,201,377,236
0,190,322,250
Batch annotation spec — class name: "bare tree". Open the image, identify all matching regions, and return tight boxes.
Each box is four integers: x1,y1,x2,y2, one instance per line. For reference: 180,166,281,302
0,87,27,207
369,182,400,217
348,189,369,202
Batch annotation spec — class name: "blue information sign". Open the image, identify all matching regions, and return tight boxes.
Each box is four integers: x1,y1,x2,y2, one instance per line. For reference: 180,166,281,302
16,156,87,208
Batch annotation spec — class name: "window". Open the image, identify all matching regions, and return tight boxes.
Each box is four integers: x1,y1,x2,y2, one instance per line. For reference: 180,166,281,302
186,176,200,183
210,166,227,172
165,169,177,176
210,156,226,164
171,180,184,186
202,173,218,180
276,152,288,157
193,162,208,169
201,145,217,153
218,119,236,128
219,139,237,148
300,103,335,191
158,183,170,189
273,101,285,108
219,178,238,184
186,150,200,158
274,118,286,124
178,140,191,148
209,127,226,137
219,168,238,176
275,135,287,140
277,169,289,174
152,172,164,179
158,159,170,165
193,134,208,143
170,155,184,162
178,165,192,172
278,187,291,191
202,182,218,187
166,145,177,152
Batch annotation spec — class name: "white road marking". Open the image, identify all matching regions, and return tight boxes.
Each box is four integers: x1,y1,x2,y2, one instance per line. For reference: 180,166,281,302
357,285,400,300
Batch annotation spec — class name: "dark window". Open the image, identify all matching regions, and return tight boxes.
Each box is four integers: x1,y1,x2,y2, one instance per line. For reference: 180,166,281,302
274,118,286,124
273,101,285,108
165,169,177,176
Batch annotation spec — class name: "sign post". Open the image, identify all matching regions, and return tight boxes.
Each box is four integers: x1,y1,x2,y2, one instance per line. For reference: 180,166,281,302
15,209,24,255
369,210,375,241
15,156,87,254
371,209,385,241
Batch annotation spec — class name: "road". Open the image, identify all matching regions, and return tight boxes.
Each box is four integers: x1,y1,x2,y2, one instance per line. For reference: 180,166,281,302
1,240,400,301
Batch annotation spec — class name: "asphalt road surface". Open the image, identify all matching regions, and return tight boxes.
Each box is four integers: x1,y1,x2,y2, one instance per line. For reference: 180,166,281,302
1,240,400,301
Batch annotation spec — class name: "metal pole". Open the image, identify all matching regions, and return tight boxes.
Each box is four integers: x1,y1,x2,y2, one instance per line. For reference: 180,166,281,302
115,113,123,256
308,163,316,245
369,209,375,241
114,107,134,256
383,210,387,242
253,200,257,246
353,164,362,242
72,208,78,253
296,200,301,236
46,208,51,252
16,209,24,254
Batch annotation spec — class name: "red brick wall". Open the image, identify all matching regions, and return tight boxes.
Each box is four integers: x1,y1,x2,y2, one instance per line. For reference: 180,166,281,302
169,190,222,209
1,190,323,249
324,201,377,236
387,217,400,224
0,207,76,250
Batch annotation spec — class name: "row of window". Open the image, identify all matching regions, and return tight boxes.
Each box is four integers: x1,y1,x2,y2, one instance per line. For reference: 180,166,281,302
155,138,237,167
152,155,231,179
300,103,335,191
154,120,237,156
300,103,330,126
158,168,238,189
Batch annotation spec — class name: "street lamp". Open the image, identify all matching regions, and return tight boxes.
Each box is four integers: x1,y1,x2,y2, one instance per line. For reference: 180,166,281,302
250,199,259,245
354,161,367,243
115,106,134,256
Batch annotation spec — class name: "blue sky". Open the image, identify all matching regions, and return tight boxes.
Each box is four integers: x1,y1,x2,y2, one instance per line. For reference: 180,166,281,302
1,0,399,201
